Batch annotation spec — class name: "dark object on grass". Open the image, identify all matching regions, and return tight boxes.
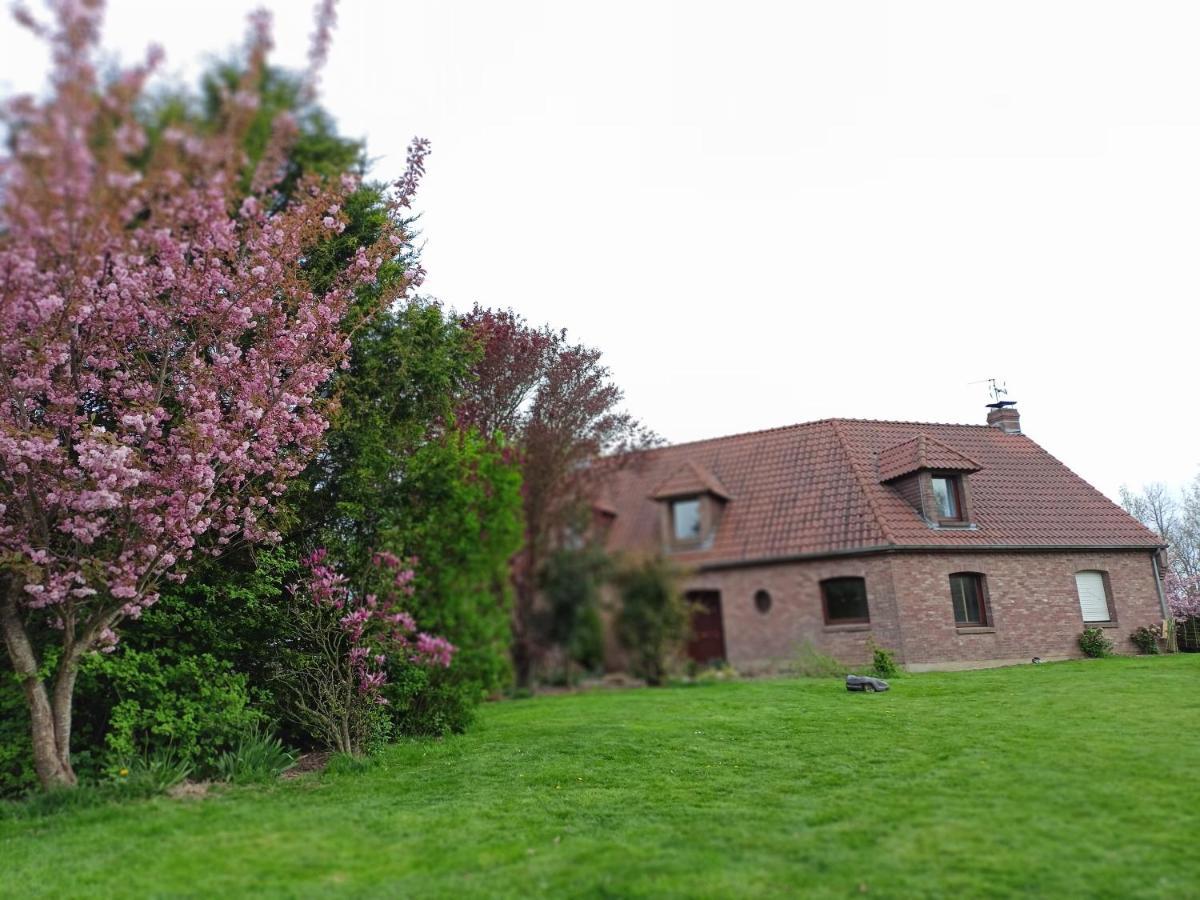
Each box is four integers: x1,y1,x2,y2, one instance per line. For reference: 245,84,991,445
846,674,889,693
1032,657,1043,664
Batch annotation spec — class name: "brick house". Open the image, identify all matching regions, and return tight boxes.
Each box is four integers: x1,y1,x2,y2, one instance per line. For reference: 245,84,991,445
598,404,1168,671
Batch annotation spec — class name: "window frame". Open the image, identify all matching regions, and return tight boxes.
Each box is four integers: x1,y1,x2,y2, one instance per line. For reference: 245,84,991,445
1074,570,1116,624
820,576,871,625
670,496,703,544
930,473,966,524
949,572,989,627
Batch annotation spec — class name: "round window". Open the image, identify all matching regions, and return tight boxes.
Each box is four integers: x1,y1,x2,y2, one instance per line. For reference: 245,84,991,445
754,589,772,614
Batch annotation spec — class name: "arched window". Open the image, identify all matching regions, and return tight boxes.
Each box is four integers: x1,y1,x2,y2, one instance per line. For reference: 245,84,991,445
820,577,870,624
1075,571,1114,623
949,572,989,626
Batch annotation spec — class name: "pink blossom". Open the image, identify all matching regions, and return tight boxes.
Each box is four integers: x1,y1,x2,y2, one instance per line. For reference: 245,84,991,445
293,548,455,703
0,0,426,681
1165,572,1200,622
413,633,456,669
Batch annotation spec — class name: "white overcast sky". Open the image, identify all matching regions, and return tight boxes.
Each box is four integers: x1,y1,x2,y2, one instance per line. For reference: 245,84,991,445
3,1,1198,502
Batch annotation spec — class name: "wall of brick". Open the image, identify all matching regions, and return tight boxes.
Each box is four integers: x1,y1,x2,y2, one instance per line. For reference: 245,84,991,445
678,555,903,672
888,550,1164,669
600,549,1164,673
892,475,927,521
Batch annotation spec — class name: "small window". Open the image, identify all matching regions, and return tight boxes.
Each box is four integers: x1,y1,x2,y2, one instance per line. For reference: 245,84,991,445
754,589,772,614
671,498,702,542
931,475,963,521
1075,571,1113,623
821,577,870,624
949,573,988,626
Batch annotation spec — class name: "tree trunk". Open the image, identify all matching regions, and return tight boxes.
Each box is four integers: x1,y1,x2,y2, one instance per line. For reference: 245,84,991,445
0,591,77,789
511,555,538,688
512,633,534,689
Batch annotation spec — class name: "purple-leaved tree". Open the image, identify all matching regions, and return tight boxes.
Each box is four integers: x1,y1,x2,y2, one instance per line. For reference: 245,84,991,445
0,0,427,788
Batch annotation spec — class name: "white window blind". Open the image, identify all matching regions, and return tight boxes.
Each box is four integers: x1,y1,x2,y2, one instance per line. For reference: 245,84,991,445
1075,571,1111,622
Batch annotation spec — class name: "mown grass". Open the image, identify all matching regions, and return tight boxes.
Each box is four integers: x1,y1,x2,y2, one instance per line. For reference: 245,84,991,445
2,656,1198,898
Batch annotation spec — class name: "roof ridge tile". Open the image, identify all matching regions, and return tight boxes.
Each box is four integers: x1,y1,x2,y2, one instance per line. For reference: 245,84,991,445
651,416,1001,456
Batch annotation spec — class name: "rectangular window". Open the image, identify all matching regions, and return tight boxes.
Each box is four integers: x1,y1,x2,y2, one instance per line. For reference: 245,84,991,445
931,476,962,520
671,498,702,542
1075,571,1112,622
821,577,870,624
950,573,987,626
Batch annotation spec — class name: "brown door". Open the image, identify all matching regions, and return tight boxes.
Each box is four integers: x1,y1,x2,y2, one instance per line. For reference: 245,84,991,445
686,591,726,664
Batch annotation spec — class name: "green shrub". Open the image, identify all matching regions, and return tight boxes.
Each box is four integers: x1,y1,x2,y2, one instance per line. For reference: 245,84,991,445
537,547,610,684
1129,625,1162,655
294,301,526,711
0,674,37,799
572,604,606,673
613,557,690,686
383,664,477,737
215,727,297,784
1079,627,1114,658
791,642,848,678
867,639,900,678
82,649,263,777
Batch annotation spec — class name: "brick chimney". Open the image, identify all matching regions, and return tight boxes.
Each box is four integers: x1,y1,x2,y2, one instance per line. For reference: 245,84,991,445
986,402,1021,435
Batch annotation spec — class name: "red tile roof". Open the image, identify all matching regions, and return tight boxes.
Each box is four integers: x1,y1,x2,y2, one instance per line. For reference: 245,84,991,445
651,460,732,500
877,433,981,482
603,418,1163,567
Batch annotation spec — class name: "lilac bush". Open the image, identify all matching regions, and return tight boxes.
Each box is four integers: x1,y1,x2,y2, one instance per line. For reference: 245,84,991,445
273,549,455,755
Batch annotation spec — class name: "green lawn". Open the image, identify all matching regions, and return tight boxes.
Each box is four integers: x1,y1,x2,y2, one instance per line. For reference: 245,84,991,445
3,656,1198,898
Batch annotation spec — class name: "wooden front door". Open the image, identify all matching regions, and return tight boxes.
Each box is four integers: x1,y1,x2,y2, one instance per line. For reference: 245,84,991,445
686,591,726,664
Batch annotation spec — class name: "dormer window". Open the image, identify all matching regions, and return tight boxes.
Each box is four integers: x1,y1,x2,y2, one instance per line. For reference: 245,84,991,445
878,434,980,529
931,475,964,522
651,460,732,552
671,498,702,542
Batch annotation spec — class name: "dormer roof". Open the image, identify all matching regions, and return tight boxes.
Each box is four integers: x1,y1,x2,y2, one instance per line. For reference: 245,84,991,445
877,434,982,483
591,495,618,517
650,460,732,501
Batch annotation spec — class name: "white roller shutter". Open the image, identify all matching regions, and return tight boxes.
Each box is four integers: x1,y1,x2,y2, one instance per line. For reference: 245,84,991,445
1075,571,1111,622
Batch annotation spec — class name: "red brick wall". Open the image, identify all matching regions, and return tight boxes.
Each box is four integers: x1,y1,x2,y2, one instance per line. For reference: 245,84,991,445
677,555,902,671
600,549,1163,673
892,474,926,519
888,550,1163,669
611,549,1164,673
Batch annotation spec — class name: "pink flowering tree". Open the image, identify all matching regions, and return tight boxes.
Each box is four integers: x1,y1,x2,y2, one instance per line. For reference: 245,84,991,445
0,1,428,788
274,549,455,755
1164,572,1200,622
1164,572,1200,650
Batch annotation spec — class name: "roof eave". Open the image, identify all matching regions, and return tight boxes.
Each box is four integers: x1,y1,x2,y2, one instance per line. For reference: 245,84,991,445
693,542,1166,572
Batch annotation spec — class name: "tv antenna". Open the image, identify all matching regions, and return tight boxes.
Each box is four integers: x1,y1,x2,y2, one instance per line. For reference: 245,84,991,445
969,378,1016,408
